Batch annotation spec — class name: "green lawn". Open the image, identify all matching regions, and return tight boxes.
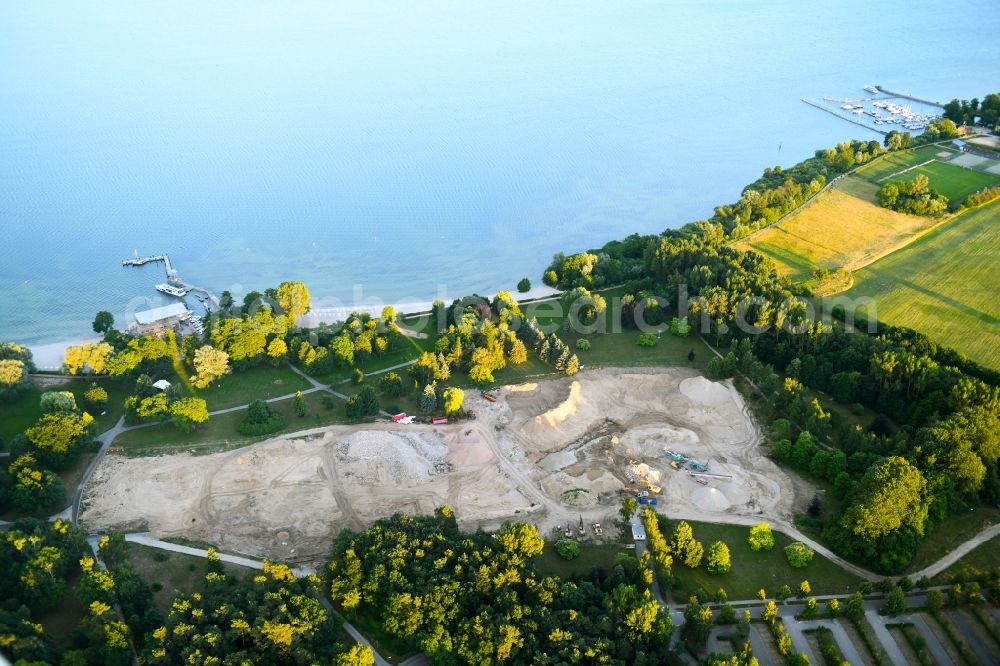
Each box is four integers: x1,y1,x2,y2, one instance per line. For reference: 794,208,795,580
0,376,131,443
906,504,1000,575
843,200,1000,369
855,145,956,184
935,534,1000,582
114,389,349,457
0,385,45,443
534,542,631,579
909,160,1000,202
668,520,862,600
193,364,312,410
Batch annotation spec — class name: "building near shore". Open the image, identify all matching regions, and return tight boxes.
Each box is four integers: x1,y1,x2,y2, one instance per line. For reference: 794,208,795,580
131,303,190,335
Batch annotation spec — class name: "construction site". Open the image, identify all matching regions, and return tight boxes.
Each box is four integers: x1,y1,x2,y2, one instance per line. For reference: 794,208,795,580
80,367,808,564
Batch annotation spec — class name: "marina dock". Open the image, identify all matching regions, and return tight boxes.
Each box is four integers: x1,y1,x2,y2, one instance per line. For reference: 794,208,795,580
874,86,945,109
803,85,943,135
801,98,888,136
122,253,220,310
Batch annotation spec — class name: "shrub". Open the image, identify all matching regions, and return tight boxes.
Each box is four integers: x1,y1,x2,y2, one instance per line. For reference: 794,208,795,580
346,386,380,419
784,542,814,568
83,384,109,407
637,333,658,347
379,372,405,397
669,317,691,337
517,277,531,293
237,400,288,436
40,391,77,413
554,539,580,561
706,541,731,574
575,339,591,351
748,522,775,552
884,586,905,615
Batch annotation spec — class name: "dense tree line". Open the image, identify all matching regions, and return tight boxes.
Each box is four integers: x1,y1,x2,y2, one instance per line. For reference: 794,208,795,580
943,92,1000,130
326,510,673,665
292,307,402,376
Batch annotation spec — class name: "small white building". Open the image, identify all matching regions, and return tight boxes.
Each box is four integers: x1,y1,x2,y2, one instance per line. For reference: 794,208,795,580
152,379,172,391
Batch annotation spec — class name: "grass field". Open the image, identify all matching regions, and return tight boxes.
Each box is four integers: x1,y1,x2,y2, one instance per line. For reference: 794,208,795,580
668,520,862,599
534,542,630,579
906,505,1000,574
114,389,349,456
735,181,937,280
193,364,312,410
0,376,131,443
935,534,1000,582
844,200,1000,369
908,160,1000,202
854,145,956,183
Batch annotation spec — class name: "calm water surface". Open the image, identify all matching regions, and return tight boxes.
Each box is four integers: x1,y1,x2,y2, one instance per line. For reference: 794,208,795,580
2,0,998,346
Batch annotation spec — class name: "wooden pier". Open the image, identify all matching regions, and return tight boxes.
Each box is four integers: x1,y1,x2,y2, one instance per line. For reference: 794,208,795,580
122,253,220,310
122,254,177,278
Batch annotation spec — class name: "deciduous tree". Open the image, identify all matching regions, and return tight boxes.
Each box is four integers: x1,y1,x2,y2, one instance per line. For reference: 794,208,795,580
192,345,230,388
276,281,311,321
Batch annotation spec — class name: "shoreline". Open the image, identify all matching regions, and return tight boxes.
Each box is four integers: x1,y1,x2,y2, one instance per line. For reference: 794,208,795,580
298,283,560,327
25,283,561,373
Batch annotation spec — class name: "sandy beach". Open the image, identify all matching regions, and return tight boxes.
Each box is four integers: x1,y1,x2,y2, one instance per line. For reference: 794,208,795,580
28,337,101,371
297,284,560,327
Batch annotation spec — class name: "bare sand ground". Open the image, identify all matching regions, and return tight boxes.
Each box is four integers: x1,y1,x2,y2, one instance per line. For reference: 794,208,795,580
81,367,809,563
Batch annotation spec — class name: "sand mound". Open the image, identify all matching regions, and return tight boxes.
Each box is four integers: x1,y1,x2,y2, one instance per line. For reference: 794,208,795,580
680,376,731,407
446,428,493,467
691,486,731,511
534,381,584,429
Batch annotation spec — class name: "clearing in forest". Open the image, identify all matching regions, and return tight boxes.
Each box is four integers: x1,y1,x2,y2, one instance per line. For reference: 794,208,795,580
735,179,937,281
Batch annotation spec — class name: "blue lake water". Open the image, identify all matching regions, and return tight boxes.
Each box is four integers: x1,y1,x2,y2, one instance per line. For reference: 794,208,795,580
2,0,999,347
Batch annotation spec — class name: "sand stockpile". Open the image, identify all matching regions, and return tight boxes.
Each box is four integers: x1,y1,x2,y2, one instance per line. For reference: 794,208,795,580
691,486,731,512
445,427,493,467
680,376,732,407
